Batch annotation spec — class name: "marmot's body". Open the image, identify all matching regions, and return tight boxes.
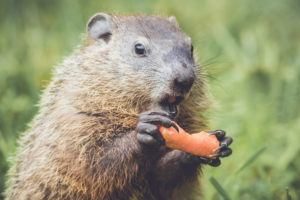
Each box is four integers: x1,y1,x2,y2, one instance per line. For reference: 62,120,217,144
5,13,227,200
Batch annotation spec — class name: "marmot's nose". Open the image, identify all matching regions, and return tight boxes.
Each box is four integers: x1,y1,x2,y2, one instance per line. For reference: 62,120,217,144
173,73,195,93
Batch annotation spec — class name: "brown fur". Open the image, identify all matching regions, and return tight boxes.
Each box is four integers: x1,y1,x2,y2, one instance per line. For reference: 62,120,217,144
5,14,212,200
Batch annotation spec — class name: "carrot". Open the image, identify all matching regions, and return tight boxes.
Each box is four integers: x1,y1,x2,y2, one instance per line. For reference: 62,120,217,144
159,123,220,158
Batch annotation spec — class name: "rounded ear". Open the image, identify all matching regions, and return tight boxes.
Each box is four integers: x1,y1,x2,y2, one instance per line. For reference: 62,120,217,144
168,16,179,27
87,13,113,42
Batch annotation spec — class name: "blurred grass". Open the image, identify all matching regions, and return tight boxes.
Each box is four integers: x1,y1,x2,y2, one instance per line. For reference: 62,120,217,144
0,0,300,199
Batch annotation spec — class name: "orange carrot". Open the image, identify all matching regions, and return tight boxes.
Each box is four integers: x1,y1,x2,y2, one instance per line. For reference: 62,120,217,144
159,123,220,158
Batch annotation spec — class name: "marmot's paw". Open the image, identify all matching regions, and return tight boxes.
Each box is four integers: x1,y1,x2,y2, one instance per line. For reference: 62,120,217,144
196,130,233,167
136,111,178,147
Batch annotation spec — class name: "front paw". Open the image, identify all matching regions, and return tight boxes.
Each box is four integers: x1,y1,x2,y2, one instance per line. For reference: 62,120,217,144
136,111,178,147
197,130,233,167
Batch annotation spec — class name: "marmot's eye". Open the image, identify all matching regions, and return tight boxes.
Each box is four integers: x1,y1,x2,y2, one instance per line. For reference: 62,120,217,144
134,43,146,56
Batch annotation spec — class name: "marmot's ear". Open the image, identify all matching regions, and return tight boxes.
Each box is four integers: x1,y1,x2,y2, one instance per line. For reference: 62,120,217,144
168,16,179,27
87,13,113,42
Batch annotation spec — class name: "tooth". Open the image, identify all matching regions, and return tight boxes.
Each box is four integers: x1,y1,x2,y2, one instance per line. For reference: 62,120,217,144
169,104,177,116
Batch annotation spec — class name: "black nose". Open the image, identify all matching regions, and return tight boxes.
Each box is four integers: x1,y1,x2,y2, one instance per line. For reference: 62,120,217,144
173,73,195,93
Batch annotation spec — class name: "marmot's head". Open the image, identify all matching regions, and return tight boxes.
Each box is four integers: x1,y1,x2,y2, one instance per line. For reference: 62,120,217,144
66,13,204,117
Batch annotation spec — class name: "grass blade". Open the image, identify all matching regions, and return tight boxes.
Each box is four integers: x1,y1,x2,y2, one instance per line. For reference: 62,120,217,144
286,188,292,200
236,146,267,174
209,177,231,200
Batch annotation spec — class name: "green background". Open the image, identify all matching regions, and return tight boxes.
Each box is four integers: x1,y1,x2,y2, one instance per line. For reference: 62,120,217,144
0,0,299,199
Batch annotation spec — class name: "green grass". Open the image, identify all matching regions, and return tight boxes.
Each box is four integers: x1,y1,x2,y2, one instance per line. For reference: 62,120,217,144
0,0,300,199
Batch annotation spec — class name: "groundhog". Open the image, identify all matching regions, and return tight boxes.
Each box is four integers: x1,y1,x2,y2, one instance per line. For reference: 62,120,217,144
5,13,232,200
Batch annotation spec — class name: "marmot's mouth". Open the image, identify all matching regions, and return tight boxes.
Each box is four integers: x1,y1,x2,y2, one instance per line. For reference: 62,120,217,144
160,95,184,119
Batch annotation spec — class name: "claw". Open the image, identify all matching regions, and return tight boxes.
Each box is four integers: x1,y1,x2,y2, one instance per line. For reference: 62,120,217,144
215,143,227,153
208,130,226,140
208,158,221,167
218,148,232,157
137,111,179,147
170,121,179,132
221,137,233,146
